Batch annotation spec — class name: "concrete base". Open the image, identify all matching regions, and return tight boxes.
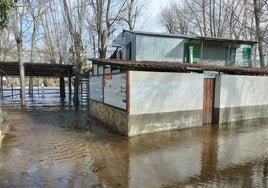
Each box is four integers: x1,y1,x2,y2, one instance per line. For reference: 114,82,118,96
128,110,202,136
89,100,129,135
214,105,268,124
89,100,202,137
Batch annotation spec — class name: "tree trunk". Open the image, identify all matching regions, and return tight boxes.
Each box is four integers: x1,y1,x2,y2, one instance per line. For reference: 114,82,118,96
17,41,26,107
73,33,83,106
29,18,37,97
253,0,265,67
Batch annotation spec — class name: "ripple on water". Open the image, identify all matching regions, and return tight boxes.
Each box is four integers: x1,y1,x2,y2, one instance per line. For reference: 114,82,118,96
2,106,268,187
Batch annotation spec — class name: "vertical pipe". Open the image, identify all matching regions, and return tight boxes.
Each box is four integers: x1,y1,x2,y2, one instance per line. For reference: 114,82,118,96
189,46,194,63
201,40,204,63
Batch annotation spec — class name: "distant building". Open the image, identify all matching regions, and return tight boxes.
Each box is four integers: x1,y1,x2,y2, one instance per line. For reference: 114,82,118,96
112,30,257,67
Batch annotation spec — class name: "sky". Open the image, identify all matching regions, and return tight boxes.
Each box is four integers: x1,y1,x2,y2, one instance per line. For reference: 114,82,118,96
112,0,173,41
142,0,174,32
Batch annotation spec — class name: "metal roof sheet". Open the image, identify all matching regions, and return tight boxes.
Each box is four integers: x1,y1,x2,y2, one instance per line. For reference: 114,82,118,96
122,30,258,44
91,58,268,75
0,62,74,77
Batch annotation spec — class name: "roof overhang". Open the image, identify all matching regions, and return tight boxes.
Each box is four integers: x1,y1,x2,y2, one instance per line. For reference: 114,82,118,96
0,62,75,77
91,58,268,75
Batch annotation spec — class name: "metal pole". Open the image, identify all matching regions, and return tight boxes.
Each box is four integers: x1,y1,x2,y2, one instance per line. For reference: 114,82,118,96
68,68,72,102
1,76,3,99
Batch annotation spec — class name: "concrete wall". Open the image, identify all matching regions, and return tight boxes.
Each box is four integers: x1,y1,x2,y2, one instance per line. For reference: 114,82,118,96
129,71,203,114
128,71,204,136
135,35,185,62
214,75,268,123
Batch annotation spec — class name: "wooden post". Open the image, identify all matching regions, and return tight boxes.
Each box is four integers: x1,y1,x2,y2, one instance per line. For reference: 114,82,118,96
202,78,215,125
68,68,72,102
59,77,65,99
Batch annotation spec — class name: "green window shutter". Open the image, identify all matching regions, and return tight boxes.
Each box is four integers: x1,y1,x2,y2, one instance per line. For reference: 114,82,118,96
242,48,251,59
193,44,201,63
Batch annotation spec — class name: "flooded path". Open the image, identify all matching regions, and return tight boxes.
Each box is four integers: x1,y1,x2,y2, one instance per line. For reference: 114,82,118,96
1,106,268,187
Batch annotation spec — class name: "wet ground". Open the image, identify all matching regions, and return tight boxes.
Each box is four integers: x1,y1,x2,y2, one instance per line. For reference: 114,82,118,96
1,94,268,187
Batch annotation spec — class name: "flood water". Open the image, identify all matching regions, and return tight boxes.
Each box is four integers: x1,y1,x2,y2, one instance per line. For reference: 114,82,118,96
1,96,268,187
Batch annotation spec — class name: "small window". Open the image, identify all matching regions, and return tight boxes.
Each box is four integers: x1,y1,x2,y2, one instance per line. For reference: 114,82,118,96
242,48,251,59
126,43,131,60
225,48,236,66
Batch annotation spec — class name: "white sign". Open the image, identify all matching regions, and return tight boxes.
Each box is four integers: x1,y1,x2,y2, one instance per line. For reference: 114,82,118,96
104,73,127,110
90,76,103,102
204,71,218,78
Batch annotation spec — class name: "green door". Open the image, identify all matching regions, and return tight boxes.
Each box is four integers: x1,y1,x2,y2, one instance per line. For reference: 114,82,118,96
184,43,201,63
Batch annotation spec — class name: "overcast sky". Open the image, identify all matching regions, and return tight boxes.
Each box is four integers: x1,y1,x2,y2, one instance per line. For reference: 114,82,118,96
141,0,174,32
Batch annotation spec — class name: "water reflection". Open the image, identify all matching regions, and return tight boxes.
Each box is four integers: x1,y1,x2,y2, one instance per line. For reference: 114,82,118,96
1,107,268,187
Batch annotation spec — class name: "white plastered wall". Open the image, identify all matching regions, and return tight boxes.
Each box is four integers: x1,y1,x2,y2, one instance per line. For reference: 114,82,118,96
129,71,204,115
214,75,268,108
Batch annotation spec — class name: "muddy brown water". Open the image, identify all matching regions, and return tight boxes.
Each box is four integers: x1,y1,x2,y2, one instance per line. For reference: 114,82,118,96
1,106,268,187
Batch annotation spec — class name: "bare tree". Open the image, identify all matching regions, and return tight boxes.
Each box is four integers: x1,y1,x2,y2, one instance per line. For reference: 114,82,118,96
89,0,127,58
159,0,263,40
62,0,86,106
160,2,189,34
253,0,266,67
123,0,146,30
28,0,49,96
10,1,29,107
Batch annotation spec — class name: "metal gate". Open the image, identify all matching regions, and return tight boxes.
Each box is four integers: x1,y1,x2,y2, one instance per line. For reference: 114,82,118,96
203,78,215,125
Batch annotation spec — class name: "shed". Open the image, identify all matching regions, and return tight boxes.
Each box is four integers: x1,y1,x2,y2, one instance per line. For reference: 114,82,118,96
112,30,257,67
89,58,268,137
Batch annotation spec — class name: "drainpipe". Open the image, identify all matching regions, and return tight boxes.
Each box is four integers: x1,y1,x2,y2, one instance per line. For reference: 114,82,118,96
201,40,204,63
189,46,194,63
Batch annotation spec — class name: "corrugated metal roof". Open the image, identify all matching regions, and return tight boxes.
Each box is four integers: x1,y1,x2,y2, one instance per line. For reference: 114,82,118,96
0,62,74,77
122,30,258,45
91,58,268,75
